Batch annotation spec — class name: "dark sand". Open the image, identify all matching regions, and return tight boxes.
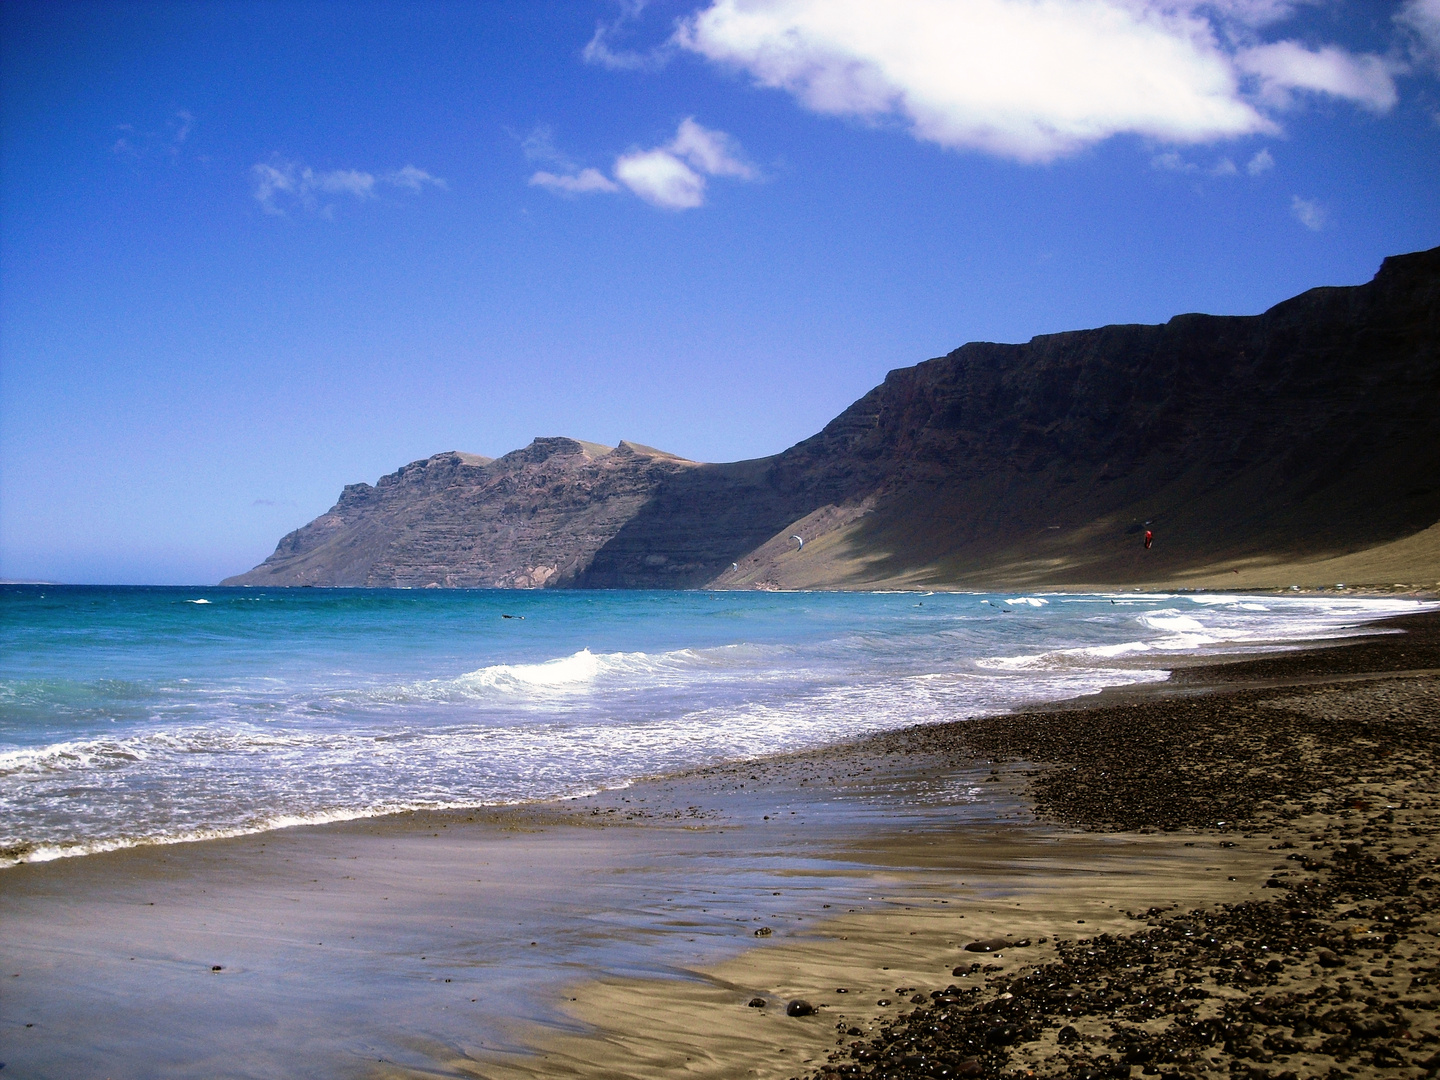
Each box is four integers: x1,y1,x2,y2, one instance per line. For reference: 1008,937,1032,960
2,611,1437,1080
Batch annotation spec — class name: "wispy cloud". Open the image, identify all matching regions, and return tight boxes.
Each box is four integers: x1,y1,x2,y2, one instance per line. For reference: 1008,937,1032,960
112,109,195,159
519,125,574,168
583,0,674,71
527,118,755,210
1152,151,1199,173
669,0,1406,164
530,168,622,195
1149,152,1243,176
1291,194,1326,230
251,159,446,216
1235,41,1400,112
1397,0,1440,73
667,116,755,179
387,165,446,192
171,110,194,144
1247,148,1275,175
1199,0,1318,28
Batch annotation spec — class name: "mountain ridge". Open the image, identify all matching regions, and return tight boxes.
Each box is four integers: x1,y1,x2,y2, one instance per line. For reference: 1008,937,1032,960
224,246,1440,591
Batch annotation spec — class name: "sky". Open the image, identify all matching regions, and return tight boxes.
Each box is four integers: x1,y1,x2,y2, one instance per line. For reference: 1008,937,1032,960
2,0,1438,584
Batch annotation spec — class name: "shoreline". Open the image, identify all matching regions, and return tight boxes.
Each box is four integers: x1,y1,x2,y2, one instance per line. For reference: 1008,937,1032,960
2,612,1437,1078
456,610,1440,1080
5,599,1430,872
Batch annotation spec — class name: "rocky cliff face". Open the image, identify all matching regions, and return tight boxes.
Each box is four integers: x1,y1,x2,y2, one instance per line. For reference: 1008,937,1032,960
577,245,1440,589
223,440,697,588
226,246,1439,590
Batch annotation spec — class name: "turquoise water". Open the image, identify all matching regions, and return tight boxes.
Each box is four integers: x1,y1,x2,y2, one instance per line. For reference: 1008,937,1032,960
0,585,1427,863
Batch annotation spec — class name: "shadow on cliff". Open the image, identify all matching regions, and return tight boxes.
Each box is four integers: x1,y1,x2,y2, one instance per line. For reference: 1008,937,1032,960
579,245,1440,590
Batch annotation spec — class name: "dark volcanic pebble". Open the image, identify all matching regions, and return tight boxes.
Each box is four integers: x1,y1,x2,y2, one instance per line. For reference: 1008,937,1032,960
798,613,1440,1080
748,997,766,1008
963,937,1009,953
787,999,817,1017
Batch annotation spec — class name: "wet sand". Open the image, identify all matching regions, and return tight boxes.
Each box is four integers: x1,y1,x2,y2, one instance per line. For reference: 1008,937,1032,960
448,613,1440,1080
2,725,1029,1077
2,611,1438,1079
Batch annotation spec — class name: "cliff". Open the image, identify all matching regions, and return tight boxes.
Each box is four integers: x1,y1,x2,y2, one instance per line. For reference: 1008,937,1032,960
225,246,1440,590
224,440,697,588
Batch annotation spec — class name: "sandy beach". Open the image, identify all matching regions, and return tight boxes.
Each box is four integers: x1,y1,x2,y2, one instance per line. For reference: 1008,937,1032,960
3,609,1437,1080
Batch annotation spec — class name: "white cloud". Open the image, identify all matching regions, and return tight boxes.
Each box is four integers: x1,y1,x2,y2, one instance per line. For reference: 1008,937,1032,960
251,163,297,215
520,126,573,167
529,168,623,195
672,0,1405,163
668,116,756,178
583,33,659,71
583,0,674,70
613,148,707,208
1150,150,1239,175
521,128,622,196
676,0,1272,162
527,118,754,210
314,169,376,198
1246,147,1274,174
251,159,445,215
1197,0,1313,28
1291,194,1326,230
111,109,195,159
1235,41,1399,112
1151,151,1199,173
387,165,448,192
1398,0,1440,71
613,118,757,208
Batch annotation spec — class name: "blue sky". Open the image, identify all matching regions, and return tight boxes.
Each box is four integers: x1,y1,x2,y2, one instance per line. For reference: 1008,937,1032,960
2,0,1438,584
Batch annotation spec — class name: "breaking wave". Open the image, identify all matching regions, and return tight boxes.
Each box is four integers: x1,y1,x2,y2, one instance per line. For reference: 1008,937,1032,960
3,587,1432,865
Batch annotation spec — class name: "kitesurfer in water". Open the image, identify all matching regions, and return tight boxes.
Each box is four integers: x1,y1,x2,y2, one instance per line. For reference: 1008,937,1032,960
1144,529,1154,550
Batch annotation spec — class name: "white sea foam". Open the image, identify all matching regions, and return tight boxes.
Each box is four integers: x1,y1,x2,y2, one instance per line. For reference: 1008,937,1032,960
0,727,326,778
8,803,454,865
457,647,604,690
331,643,786,708
977,595,1417,673
3,590,1432,866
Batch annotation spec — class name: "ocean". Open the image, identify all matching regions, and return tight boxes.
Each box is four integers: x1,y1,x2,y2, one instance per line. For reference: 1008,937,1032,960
1,585,1429,866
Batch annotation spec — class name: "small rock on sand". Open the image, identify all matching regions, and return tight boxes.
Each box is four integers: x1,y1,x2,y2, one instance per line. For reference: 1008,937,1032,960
962,937,1009,952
